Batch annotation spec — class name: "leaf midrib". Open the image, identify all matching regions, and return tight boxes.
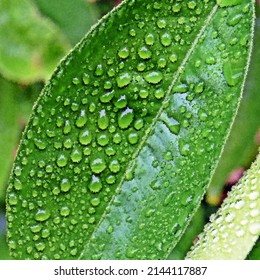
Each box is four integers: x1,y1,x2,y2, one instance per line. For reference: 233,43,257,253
79,4,219,259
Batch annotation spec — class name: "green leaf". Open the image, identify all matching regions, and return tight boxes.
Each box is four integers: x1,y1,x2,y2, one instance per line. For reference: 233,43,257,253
186,151,260,260
207,3,260,204
32,0,100,46
0,0,69,83
6,0,254,259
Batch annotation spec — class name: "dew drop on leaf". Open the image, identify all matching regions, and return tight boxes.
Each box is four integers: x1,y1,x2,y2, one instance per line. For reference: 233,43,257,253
60,178,71,192
90,157,106,174
144,71,163,84
118,108,134,129
116,72,132,88
89,175,102,193
34,209,51,222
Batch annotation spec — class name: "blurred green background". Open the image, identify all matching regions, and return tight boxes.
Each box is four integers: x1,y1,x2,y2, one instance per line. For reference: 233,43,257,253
0,0,259,260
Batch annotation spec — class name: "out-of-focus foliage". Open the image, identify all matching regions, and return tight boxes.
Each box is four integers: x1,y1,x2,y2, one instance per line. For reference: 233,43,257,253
33,0,100,46
0,0,70,83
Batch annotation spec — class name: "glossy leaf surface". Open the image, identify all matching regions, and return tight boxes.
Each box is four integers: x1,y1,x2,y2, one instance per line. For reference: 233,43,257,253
6,0,254,259
0,0,69,83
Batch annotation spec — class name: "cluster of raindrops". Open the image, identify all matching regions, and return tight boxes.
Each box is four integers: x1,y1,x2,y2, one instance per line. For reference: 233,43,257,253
6,0,253,260
186,154,260,260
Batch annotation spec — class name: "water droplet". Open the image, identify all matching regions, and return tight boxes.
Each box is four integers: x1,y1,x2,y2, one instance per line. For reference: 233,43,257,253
90,157,106,174
60,178,71,192
198,109,208,121
145,208,155,217
72,77,80,85
126,247,138,258
144,71,163,84
116,72,132,88
227,13,243,26
34,138,47,150
90,197,101,207
64,138,73,149
76,110,87,127
89,175,102,193
42,229,50,238
187,0,197,9
63,120,72,134
157,19,167,29
154,88,165,99
179,140,190,156
97,133,109,146
138,46,152,59
82,73,90,85
35,242,45,251
98,109,109,130
107,225,114,234
249,223,260,235
170,53,178,63
109,159,121,173
118,47,130,59
134,118,144,130
71,102,79,112
105,146,116,156
249,191,259,200
106,175,116,184
79,129,92,145
8,193,18,205
158,57,167,68
115,95,127,108
145,33,155,45
223,60,243,86
172,3,181,13
100,90,114,103
118,108,134,129
194,82,204,93
161,33,172,47
205,55,216,65
225,213,235,222
128,132,139,144
113,132,122,144
163,192,175,206
173,82,188,93
34,209,51,222
71,147,82,163
57,154,68,167
95,64,104,76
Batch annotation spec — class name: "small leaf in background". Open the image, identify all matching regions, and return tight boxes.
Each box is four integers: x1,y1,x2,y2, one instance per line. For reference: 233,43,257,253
186,152,260,260
32,0,100,46
6,0,254,259
0,0,70,83
207,3,260,206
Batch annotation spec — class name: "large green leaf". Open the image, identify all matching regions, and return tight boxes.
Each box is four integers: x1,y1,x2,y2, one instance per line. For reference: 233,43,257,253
0,0,69,83
32,0,99,46
6,0,254,259
207,3,260,204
